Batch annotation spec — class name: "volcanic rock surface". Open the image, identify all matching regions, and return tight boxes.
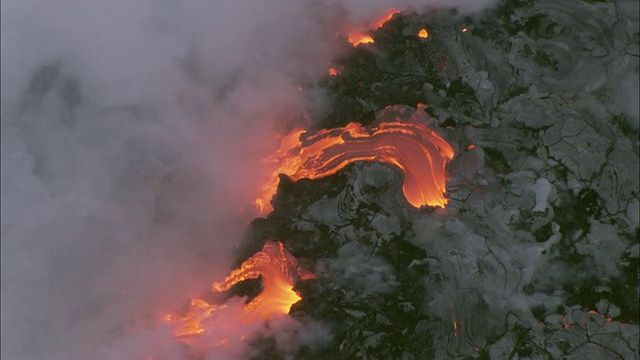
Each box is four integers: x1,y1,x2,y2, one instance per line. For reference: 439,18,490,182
236,1,638,359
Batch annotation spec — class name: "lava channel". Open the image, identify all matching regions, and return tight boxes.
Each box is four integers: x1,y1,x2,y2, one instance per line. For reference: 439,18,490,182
255,105,455,213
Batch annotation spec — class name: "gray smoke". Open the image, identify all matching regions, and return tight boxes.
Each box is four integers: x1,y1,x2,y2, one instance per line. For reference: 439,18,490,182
1,1,500,359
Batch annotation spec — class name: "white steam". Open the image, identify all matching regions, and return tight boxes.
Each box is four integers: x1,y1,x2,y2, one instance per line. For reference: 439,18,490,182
0,1,498,359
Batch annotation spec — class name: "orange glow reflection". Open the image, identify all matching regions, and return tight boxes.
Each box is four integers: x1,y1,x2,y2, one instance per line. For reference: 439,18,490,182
256,106,455,213
166,242,315,346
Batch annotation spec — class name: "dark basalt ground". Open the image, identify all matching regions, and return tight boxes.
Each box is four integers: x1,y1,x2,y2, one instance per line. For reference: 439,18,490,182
235,1,639,359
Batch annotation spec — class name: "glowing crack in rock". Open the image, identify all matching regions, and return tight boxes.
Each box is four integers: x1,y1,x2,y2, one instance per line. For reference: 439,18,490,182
255,105,455,213
166,242,315,348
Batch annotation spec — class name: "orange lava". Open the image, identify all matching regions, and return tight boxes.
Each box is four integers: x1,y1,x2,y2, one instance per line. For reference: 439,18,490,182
166,242,314,345
347,8,400,46
211,242,310,322
369,8,401,30
348,32,374,46
328,68,341,76
418,29,429,39
255,106,455,213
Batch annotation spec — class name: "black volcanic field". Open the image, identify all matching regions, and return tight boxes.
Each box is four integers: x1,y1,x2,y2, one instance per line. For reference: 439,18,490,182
233,1,639,359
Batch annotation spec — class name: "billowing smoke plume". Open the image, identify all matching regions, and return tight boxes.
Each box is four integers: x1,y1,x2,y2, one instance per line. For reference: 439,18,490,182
1,0,500,359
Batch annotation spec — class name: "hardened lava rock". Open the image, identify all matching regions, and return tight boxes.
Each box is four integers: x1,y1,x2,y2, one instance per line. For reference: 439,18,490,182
241,1,639,359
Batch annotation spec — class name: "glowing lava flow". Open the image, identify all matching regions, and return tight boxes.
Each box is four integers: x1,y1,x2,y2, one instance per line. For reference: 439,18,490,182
166,242,315,346
255,106,455,213
347,8,401,46
348,33,374,46
370,8,401,30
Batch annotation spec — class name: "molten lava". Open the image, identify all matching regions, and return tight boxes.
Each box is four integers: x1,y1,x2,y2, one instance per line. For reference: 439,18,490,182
211,242,311,322
370,9,401,30
328,68,341,76
348,32,374,46
166,242,314,346
347,8,401,46
256,106,455,213
418,29,429,38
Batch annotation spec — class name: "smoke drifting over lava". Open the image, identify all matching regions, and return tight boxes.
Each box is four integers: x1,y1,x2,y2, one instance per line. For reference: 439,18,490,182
1,1,502,359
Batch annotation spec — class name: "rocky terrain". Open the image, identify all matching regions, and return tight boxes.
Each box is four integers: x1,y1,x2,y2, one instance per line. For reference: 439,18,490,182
236,1,639,358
